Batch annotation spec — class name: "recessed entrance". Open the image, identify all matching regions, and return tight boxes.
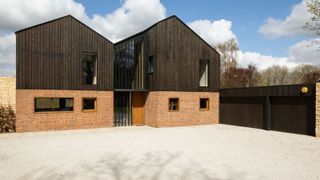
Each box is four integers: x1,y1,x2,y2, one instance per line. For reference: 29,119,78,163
114,91,146,126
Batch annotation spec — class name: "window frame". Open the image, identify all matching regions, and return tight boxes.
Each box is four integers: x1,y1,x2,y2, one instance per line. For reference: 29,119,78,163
34,97,74,113
82,52,98,86
82,97,97,112
199,98,209,111
199,59,209,87
168,98,179,112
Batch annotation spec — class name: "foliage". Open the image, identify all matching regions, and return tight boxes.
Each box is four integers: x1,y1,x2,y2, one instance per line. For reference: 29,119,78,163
221,64,261,88
0,105,16,133
304,0,320,47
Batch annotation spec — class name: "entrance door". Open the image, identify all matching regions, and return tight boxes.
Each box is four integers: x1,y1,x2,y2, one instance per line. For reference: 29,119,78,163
114,92,131,126
132,92,145,125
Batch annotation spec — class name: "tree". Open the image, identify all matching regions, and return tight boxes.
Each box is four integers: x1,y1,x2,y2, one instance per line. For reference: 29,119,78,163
304,0,320,47
289,64,319,84
260,65,289,86
302,70,320,83
221,64,260,88
215,38,239,73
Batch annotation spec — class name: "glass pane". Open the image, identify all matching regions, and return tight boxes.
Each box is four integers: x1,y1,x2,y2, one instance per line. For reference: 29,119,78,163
83,98,96,110
169,98,179,111
199,60,208,87
200,99,208,109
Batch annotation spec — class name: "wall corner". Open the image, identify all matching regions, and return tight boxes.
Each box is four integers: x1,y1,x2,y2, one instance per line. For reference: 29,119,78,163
316,83,320,137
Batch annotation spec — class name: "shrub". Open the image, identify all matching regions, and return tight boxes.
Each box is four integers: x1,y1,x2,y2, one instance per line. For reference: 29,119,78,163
0,105,16,133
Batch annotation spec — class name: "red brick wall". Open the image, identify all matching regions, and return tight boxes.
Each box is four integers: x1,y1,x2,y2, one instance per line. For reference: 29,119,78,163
16,89,113,132
145,91,219,127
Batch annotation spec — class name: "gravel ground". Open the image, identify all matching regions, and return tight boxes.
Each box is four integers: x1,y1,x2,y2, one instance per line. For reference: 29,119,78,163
0,124,320,180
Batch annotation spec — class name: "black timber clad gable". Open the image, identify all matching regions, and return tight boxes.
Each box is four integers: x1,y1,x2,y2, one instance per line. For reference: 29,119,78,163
16,15,114,90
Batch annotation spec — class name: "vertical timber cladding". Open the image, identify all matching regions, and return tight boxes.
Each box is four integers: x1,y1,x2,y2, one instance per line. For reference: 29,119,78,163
15,15,114,91
219,84,316,136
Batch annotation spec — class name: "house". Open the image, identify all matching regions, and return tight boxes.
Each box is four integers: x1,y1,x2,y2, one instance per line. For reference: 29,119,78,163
15,15,220,132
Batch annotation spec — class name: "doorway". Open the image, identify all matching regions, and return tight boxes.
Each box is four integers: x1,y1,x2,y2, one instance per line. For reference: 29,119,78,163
132,92,146,125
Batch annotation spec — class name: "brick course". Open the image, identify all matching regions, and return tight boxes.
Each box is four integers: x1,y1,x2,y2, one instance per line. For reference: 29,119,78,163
316,83,320,137
16,89,113,132
145,91,219,127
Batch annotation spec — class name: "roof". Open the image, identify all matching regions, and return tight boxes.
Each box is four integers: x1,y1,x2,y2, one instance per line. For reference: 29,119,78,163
115,15,219,54
15,14,219,54
15,15,113,44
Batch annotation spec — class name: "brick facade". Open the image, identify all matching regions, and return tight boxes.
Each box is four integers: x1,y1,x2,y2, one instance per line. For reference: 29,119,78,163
16,89,113,132
145,91,219,127
0,77,16,109
316,83,320,137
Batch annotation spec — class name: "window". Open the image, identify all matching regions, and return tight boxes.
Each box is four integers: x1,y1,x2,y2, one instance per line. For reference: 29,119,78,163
199,59,209,87
82,53,97,85
82,98,97,112
169,98,179,111
147,56,154,74
35,98,73,112
200,98,209,110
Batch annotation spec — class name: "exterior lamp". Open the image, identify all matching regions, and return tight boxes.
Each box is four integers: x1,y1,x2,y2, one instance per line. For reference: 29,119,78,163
301,87,308,94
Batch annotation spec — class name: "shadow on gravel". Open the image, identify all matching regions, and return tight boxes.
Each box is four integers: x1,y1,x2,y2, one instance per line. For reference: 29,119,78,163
18,151,249,180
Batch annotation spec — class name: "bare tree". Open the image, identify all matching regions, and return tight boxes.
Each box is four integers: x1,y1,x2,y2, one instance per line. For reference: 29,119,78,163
260,65,289,86
221,64,260,88
215,38,239,73
304,0,320,47
290,64,319,84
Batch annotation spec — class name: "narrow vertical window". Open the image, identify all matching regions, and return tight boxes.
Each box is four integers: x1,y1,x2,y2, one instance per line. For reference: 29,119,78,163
147,56,154,74
200,98,209,110
199,59,209,87
169,98,179,111
82,53,97,85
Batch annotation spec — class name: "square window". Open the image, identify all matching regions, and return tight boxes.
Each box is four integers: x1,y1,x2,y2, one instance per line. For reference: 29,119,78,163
200,98,209,110
169,98,179,111
83,98,97,111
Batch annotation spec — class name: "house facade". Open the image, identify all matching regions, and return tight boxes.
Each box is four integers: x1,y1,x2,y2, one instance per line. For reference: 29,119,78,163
15,15,220,132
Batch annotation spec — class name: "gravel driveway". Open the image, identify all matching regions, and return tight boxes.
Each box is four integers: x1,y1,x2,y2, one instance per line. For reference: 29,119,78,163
0,124,320,180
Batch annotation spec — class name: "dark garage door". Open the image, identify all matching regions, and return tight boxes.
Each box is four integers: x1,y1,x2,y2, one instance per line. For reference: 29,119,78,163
219,84,316,136
270,96,315,136
219,97,266,129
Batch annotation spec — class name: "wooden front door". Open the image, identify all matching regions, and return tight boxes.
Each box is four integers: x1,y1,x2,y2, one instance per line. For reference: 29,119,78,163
132,92,145,125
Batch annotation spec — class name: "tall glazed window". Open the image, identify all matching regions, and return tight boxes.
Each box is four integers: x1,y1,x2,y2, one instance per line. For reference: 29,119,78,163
199,59,209,87
82,53,97,85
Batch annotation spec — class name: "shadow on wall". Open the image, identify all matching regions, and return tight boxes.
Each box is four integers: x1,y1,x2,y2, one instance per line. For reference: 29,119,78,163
18,151,250,180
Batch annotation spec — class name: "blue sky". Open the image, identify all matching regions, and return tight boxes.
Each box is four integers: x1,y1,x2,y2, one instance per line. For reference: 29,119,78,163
77,0,304,57
0,0,318,76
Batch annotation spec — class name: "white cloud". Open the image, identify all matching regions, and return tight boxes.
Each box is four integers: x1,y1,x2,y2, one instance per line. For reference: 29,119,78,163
238,38,320,70
91,0,166,42
0,0,88,33
259,0,314,38
288,38,320,65
238,51,298,70
188,19,237,45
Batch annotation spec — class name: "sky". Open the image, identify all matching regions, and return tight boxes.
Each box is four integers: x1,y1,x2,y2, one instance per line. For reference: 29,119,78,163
0,0,319,76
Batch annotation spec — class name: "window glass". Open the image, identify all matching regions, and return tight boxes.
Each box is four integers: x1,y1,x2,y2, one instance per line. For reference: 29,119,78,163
148,56,154,74
169,98,179,111
199,59,209,87
83,98,96,111
200,98,209,110
35,98,73,112
82,53,97,85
